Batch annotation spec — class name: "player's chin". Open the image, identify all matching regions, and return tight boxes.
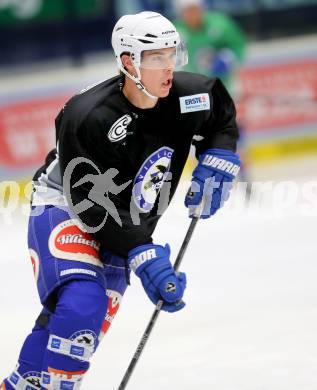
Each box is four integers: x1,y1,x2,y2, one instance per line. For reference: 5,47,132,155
158,89,171,98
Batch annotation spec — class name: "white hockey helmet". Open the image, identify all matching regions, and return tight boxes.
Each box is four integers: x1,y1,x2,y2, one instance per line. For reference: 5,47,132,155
111,11,188,71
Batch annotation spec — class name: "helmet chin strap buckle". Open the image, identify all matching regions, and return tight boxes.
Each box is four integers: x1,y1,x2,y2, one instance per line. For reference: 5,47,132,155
121,65,158,100
135,81,145,90
135,79,157,100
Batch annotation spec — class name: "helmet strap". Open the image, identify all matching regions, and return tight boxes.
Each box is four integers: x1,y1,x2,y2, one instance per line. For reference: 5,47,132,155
119,63,158,100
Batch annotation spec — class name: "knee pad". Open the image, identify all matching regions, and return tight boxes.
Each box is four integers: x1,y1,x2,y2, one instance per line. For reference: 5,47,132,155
50,279,108,340
41,280,108,388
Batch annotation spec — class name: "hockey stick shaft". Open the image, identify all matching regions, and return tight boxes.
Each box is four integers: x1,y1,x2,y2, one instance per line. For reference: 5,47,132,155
117,216,199,390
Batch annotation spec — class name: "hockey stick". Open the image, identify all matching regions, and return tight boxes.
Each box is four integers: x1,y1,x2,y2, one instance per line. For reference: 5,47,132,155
117,215,200,390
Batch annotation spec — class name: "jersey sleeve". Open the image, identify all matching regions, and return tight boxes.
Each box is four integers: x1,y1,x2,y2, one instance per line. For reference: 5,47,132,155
57,105,153,259
192,78,239,158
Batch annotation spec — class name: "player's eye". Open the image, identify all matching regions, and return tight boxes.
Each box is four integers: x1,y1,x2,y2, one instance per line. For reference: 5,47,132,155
152,55,164,63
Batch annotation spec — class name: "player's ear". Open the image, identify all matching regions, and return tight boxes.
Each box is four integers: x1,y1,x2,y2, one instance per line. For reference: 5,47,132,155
121,53,136,75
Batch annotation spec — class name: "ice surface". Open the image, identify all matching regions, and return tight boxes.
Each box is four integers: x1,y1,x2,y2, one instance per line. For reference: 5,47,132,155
0,156,317,390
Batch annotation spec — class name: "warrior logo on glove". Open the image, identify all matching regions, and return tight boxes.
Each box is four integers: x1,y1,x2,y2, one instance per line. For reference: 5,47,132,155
185,148,241,218
128,243,187,313
166,282,177,293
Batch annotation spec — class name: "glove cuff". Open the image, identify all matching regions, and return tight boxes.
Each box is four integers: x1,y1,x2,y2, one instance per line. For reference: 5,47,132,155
128,244,169,274
197,148,240,179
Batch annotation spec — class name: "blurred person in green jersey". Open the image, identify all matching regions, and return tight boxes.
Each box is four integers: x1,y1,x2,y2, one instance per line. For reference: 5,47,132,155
173,0,246,91
173,0,251,199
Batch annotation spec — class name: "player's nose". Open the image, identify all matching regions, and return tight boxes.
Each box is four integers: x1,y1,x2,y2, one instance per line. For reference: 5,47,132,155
164,65,174,75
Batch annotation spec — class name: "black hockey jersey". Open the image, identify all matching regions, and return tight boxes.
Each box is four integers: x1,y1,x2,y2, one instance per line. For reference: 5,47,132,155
33,71,239,258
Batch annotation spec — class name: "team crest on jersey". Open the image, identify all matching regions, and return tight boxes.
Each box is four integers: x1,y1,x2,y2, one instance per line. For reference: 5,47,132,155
108,114,132,142
133,147,174,212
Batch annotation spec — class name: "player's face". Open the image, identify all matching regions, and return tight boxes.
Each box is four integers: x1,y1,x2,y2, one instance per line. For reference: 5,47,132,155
181,5,203,29
139,48,176,97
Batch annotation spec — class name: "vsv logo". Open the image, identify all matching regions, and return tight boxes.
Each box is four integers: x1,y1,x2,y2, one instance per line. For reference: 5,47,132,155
180,93,210,113
108,114,132,142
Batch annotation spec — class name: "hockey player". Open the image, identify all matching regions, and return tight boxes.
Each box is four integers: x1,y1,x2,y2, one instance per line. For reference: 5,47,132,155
1,11,240,389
